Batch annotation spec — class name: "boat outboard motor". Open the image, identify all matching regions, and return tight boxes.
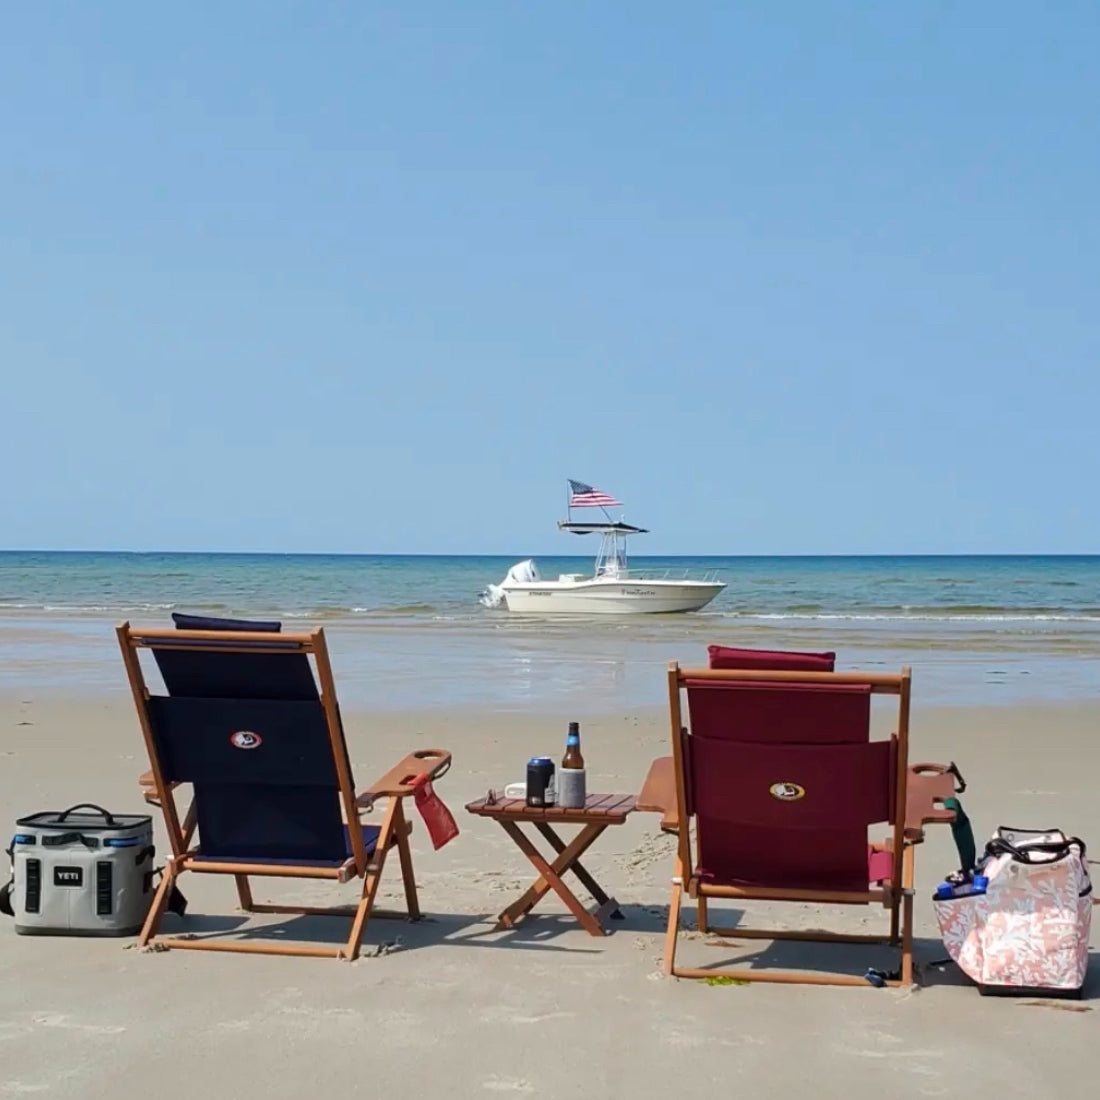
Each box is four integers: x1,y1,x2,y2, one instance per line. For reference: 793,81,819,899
480,559,540,608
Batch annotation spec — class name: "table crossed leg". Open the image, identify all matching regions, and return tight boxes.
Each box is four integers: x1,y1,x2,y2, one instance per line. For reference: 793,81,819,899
496,820,623,937
532,822,624,922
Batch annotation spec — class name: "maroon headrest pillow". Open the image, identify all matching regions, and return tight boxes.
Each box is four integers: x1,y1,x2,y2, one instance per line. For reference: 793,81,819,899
707,645,836,672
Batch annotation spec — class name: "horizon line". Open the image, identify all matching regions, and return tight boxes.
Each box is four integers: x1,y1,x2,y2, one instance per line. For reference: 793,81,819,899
2,548,1099,559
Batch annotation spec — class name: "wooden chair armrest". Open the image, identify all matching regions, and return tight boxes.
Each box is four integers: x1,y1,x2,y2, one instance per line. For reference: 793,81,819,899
637,756,680,834
904,762,961,841
356,749,452,807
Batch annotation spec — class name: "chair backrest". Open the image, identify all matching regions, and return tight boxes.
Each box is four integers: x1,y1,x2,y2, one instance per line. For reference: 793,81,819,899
118,622,364,867
152,612,319,701
707,645,836,672
669,665,910,895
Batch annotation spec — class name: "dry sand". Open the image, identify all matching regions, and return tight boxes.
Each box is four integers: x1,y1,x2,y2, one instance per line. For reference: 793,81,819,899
1,688,1098,1098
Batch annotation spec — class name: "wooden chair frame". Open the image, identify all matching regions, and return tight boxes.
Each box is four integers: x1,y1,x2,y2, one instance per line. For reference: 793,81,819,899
663,663,919,988
118,622,451,960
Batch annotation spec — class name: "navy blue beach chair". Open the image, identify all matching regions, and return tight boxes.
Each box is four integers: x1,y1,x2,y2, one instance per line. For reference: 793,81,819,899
118,616,452,960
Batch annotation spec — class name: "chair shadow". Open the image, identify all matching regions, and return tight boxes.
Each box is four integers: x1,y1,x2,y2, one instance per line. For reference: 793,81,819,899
438,899,684,954
153,905,487,954
151,899,1100,1000
674,924,1100,999
669,915,953,986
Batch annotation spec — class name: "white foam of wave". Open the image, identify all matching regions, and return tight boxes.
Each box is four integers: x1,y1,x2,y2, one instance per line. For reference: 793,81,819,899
41,603,176,613
0,603,178,612
732,612,1100,624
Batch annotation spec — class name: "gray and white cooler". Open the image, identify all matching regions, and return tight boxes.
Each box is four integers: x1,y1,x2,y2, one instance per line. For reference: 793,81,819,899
5,804,155,936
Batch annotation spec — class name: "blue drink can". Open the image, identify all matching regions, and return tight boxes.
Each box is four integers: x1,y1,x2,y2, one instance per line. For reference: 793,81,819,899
526,757,556,807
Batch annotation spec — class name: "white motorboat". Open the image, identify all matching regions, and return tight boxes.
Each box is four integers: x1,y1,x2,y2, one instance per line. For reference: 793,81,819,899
480,485,725,614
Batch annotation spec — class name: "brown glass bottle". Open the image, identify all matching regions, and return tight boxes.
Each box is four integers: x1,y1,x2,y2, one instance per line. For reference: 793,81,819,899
562,721,584,769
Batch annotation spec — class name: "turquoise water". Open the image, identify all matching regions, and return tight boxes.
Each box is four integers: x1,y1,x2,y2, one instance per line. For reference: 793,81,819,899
3,551,1100,623
1,552,1098,710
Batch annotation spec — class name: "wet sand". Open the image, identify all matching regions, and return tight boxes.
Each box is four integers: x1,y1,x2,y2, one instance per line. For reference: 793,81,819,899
1,687,1098,1098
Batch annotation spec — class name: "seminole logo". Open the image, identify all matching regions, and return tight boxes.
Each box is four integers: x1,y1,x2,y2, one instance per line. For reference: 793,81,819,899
769,781,805,802
229,730,263,750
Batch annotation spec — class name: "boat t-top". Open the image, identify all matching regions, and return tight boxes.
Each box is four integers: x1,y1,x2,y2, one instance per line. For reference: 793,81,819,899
480,480,726,614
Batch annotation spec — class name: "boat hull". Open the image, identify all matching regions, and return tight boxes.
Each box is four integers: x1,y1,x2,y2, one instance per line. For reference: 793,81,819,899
500,579,725,614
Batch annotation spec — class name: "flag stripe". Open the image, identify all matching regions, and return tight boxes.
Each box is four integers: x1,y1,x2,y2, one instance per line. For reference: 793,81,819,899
568,479,622,508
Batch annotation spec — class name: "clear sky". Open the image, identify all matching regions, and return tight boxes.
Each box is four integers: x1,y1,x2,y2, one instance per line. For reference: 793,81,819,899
2,2,1097,555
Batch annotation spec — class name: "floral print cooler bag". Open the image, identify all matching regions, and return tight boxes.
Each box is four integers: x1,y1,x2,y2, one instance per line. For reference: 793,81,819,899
934,827,1092,996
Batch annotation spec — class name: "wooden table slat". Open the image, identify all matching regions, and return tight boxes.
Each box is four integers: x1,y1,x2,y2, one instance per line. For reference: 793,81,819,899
600,795,637,817
465,793,635,824
539,803,570,819
582,793,616,813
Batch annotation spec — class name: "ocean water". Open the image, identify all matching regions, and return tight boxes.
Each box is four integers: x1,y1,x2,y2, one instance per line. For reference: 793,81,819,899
1,551,1098,711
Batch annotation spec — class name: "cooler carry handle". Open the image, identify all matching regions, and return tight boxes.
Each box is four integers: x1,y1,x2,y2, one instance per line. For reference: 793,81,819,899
985,831,1086,865
56,804,117,826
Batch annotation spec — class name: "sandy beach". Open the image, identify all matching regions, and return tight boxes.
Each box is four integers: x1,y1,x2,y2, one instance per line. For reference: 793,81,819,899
5,0,1099,1090
2,684,1097,1099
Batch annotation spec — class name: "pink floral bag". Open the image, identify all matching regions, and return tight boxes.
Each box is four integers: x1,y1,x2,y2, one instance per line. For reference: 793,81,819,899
934,827,1092,996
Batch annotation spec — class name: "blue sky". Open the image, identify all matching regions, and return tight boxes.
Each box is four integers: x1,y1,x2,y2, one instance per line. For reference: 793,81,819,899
2,2,1097,555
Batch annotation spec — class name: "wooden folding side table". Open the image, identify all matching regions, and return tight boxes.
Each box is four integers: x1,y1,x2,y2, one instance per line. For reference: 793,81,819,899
466,793,637,937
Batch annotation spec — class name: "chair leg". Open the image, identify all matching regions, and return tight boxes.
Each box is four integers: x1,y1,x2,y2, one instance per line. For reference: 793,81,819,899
899,843,916,985
235,874,254,912
139,860,178,947
663,878,683,976
900,891,914,986
393,802,421,921
696,894,709,934
344,800,398,960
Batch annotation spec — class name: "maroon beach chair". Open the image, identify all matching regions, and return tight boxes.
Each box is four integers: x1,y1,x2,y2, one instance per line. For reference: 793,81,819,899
663,662,918,987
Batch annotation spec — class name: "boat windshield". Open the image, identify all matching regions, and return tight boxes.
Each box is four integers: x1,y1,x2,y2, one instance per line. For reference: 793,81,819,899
595,532,628,578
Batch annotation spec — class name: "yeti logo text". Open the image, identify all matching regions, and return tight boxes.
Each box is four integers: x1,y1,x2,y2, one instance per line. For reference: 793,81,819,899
769,782,805,802
230,731,263,750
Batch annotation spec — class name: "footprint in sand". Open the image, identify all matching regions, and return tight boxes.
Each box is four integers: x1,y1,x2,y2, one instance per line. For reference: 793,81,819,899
31,1014,125,1035
483,1077,534,1093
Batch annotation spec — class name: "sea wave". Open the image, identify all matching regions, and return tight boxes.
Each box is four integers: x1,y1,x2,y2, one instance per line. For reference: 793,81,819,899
42,603,177,613
730,611,1100,623
351,604,438,615
3,601,1100,628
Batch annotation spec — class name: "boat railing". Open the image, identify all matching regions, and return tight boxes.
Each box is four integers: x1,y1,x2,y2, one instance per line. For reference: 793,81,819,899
604,567,723,583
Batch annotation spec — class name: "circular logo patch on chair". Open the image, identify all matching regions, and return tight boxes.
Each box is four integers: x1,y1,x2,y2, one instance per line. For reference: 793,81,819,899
229,730,263,750
769,781,805,801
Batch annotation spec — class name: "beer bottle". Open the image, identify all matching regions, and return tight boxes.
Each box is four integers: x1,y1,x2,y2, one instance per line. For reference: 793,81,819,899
558,722,587,808
562,722,584,769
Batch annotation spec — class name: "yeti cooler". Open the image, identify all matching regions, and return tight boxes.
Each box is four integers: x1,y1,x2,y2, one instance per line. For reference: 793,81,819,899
8,804,155,936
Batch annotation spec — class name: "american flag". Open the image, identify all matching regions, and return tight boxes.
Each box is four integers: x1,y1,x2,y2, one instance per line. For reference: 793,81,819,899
568,479,622,508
